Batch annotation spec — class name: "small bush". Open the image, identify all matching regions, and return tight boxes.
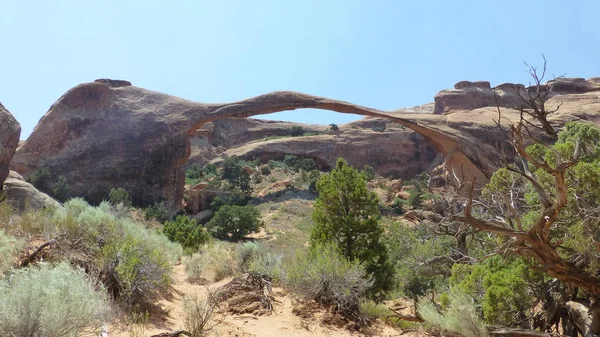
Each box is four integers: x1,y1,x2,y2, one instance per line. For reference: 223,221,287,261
0,262,110,337
373,125,386,132
28,167,52,192
418,290,488,337
109,187,132,207
362,165,376,181
297,158,317,171
408,185,423,208
260,165,271,175
206,205,264,241
234,242,283,279
329,123,339,131
0,229,24,274
248,251,283,280
283,154,298,168
184,291,222,337
52,176,68,200
360,299,392,319
252,170,262,184
144,201,173,222
289,126,305,137
235,241,262,271
184,242,237,282
163,215,210,252
284,243,373,317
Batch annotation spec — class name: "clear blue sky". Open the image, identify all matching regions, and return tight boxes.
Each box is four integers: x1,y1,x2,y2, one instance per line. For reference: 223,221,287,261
2,1,599,139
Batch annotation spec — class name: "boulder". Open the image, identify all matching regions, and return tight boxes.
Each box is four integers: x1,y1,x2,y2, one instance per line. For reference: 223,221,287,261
387,179,404,192
2,171,61,211
184,189,230,214
395,191,410,200
550,78,600,94
454,81,491,89
0,103,20,185
193,209,213,224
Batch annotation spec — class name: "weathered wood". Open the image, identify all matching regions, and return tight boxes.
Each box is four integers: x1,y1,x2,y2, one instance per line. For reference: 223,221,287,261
19,235,61,267
149,330,191,337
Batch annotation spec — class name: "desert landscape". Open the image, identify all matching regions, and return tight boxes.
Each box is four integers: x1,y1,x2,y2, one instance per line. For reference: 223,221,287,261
2,2,600,337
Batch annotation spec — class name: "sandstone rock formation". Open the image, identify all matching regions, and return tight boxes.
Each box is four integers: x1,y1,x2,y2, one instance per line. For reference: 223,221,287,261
0,103,21,186
12,77,600,210
211,126,438,179
187,118,327,167
2,171,61,211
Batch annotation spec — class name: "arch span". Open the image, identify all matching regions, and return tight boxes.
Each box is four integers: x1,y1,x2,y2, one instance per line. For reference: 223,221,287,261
12,83,490,209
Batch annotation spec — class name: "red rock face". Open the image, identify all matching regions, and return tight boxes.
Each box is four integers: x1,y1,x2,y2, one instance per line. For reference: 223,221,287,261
0,103,21,185
12,78,600,210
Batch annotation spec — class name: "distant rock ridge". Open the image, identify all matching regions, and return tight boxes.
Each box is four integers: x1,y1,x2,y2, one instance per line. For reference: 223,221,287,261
434,77,600,115
11,77,600,210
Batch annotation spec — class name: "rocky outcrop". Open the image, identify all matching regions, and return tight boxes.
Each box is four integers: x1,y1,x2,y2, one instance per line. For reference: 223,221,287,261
551,77,600,94
434,80,524,114
0,103,21,186
12,78,600,210
2,171,61,211
212,127,438,179
188,118,327,167
188,116,437,179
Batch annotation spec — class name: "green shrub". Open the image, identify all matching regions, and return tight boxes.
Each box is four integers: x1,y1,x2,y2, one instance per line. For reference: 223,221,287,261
373,125,386,132
260,165,271,175
289,126,305,137
235,241,262,271
28,167,52,192
184,242,237,282
268,176,277,183
210,191,250,212
59,200,182,307
249,252,283,280
109,187,132,207
5,198,182,308
297,158,317,171
163,215,210,251
207,205,263,241
186,165,202,178
252,170,262,184
449,256,538,325
234,242,282,279
52,176,68,200
359,299,392,319
0,229,24,274
283,154,298,168
0,262,110,337
329,123,339,131
418,290,488,337
408,185,423,208
101,221,177,307
284,243,373,317
144,201,173,222
361,165,376,181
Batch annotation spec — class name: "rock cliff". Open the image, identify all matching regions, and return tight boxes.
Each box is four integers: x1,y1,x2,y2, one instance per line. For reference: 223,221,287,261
0,103,21,185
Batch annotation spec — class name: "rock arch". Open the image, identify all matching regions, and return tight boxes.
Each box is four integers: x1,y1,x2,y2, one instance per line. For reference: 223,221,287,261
12,81,489,210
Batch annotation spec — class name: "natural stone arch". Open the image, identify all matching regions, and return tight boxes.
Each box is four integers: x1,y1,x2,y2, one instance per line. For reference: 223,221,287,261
12,81,488,210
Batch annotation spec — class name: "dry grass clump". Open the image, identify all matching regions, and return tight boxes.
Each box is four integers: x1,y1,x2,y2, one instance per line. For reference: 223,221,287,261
0,262,110,337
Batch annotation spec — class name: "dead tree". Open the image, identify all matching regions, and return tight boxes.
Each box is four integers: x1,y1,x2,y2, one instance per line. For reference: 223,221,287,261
447,59,600,335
